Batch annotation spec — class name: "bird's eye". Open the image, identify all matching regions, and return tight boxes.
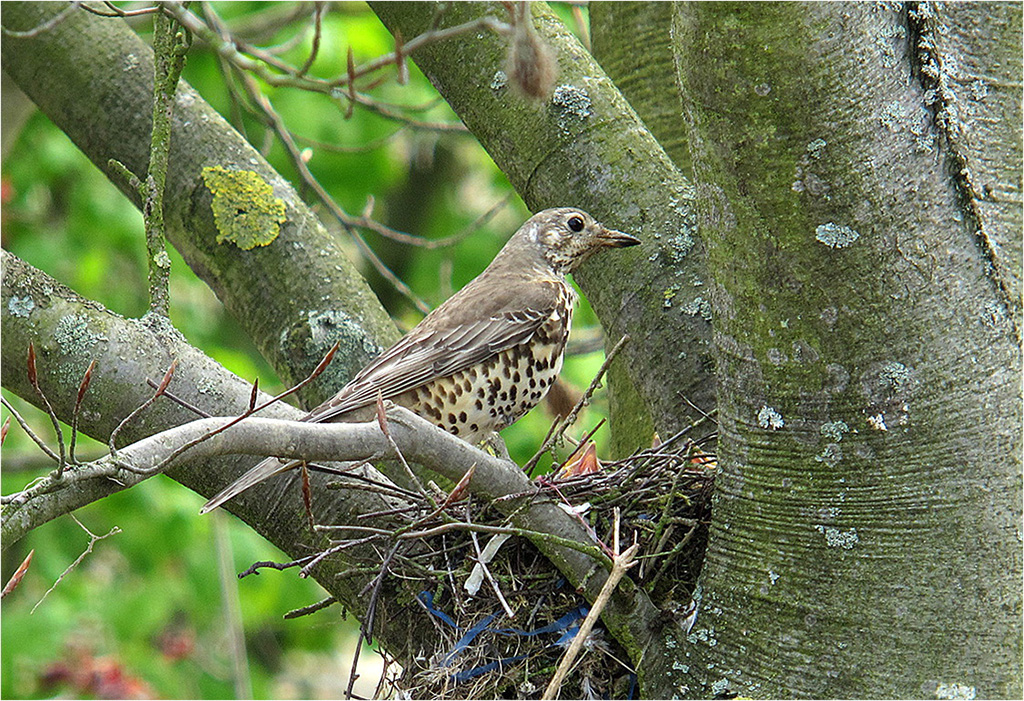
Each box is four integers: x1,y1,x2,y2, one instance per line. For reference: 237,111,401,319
567,215,585,232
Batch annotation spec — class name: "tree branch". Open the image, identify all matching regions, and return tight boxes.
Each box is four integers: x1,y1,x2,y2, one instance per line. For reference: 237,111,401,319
1,1,399,398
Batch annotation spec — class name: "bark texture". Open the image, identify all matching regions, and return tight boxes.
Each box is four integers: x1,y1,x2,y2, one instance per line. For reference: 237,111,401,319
671,3,1021,697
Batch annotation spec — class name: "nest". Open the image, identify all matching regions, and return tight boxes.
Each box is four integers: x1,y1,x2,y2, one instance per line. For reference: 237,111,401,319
298,436,716,699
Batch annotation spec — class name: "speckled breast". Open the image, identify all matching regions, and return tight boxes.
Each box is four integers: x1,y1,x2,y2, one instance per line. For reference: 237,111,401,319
399,290,575,444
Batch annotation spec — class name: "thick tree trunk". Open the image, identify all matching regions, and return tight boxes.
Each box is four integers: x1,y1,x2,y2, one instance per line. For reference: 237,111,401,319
671,3,1021,697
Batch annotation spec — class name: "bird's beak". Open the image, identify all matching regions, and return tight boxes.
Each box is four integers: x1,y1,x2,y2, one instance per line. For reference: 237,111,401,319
596,225,640,248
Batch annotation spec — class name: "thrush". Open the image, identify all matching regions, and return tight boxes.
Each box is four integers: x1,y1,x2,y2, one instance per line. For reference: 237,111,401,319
201,207,639,513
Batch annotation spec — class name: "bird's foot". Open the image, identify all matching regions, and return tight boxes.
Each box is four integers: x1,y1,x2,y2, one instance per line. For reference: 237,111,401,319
483,432,512,462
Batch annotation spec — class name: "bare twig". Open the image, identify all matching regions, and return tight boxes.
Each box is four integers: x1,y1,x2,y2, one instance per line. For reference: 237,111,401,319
376,392,435,505
145,382,211,420
295,2,325,77
109,360,178,457
31,515,121,614
346,542,401,699
232,69,433,313
238,555,317,580
541,509,639,701
293,127,409,154
1,1,81,37
147,343,338,475
284,596,337,619
26,344,68,476
0,395,61,465
356,193,513,249
163,2,508,99
82,2,163,19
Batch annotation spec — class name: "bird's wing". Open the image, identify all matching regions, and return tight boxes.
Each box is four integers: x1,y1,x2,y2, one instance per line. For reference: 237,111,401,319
305,303,558,423
199,303,558,514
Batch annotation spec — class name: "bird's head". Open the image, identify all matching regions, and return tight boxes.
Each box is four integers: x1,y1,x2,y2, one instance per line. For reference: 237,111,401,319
511,207,640,274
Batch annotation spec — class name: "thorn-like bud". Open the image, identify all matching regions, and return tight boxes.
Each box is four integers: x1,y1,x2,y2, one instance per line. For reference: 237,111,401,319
77,360,97,407
155,359,178,396
249,379,259,412
311,342,340,380
26,343,38,388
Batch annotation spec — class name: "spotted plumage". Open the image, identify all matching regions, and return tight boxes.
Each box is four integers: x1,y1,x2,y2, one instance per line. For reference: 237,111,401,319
201,207,639,513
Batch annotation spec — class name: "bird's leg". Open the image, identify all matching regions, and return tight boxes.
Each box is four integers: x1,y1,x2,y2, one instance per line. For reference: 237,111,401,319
483,432,513,462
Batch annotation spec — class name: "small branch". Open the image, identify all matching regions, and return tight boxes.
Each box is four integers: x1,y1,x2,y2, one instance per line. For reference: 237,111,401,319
25,344,67,477
294,2,325,77
1,0,81,37
345,542,401,699
109,360,177,456
233,70,432,313
542,510,639,701
31,515,121,614
148,342,338,474
284,596,337,619
80,2,163,19
238,556,315,579
107,158,144,193
0,395,61,466
375,392,435,507
142,8,191,317
163,1,508,97
354,193,512,249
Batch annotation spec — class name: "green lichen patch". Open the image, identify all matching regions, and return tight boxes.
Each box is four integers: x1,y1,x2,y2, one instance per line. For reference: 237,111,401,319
201,166,286,250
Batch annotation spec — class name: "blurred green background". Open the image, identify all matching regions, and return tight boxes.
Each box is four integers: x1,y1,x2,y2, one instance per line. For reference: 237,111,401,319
2,2,599,698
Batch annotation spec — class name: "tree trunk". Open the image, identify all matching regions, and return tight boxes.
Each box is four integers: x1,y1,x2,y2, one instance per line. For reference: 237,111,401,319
670,2,1021,697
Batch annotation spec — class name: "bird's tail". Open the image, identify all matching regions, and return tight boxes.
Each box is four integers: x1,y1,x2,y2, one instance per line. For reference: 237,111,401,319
199,456,299,514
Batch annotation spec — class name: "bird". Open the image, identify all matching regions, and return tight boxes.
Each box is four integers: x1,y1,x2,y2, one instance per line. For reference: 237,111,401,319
200,207,639,513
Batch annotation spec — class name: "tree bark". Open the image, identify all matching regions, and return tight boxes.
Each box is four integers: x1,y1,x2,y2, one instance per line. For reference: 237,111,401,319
671,2,1021,697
